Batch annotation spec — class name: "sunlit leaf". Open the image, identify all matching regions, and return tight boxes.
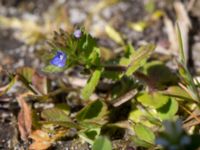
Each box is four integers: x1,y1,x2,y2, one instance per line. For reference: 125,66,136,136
156,98,178,120
81,69,102,100
119,43,136,66
79,128,101,144
40,106,79,128
162,86,193,101
92,136,112,150
87,47,101,66
176,24,199,100
105,25,124,45
178,64,199,101
41,107,70,122
132,136,153,148
137,92,169,109
129,107,157,127
42,65,65,73
126,44,155,76
134,123,155,144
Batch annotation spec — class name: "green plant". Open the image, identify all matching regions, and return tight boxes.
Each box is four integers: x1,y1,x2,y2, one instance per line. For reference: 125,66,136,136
2,25,199,149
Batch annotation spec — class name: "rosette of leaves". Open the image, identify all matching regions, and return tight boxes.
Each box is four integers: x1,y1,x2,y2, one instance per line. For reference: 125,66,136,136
43,28,102,100
43,28,100,72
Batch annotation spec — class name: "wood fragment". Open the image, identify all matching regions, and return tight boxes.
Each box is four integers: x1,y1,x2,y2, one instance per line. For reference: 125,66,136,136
112,89,137,107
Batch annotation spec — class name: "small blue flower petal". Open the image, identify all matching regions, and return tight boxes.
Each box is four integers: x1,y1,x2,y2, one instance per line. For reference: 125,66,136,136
73,29,82,38
50,50,67,68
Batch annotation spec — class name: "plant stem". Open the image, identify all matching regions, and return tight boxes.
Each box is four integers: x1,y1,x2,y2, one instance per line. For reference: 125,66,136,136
103,64,156,90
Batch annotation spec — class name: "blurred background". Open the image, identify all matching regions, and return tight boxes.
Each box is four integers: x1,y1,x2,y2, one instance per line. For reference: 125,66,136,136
0,0,200,72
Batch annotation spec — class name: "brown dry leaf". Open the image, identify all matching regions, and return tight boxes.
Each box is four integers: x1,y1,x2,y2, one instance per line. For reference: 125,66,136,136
32,72,48,95
17,93,32,141
29,130,52,150
29,129,66,150
17,67,48,95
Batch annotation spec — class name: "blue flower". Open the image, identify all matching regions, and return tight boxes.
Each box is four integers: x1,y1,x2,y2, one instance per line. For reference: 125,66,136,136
73,29,82,38
50,50,67,67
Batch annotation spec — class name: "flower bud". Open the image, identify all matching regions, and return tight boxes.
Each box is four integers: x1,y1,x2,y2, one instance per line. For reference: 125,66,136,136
73,29,82,38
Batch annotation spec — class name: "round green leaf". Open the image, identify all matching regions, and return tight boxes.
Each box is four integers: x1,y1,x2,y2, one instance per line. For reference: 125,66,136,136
137,92,169,109
156,98,178,120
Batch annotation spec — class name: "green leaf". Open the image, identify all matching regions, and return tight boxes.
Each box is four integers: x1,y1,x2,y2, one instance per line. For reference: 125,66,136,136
41,107,70,122
92,136,112,150
129,107,156,127
126,44,155,76
132,136,153,148
178,63,199,101
41,107,78,128
77,32,97,63
79,128,100,144
137,92,169,109
81,69,102,100
105,25,124,45
156,98,178,120
134,123,155,144
87,47,101,66
42,65,65,73
76,100,107,122
119,43,136,66
162,86,193,101
176,24,199,100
